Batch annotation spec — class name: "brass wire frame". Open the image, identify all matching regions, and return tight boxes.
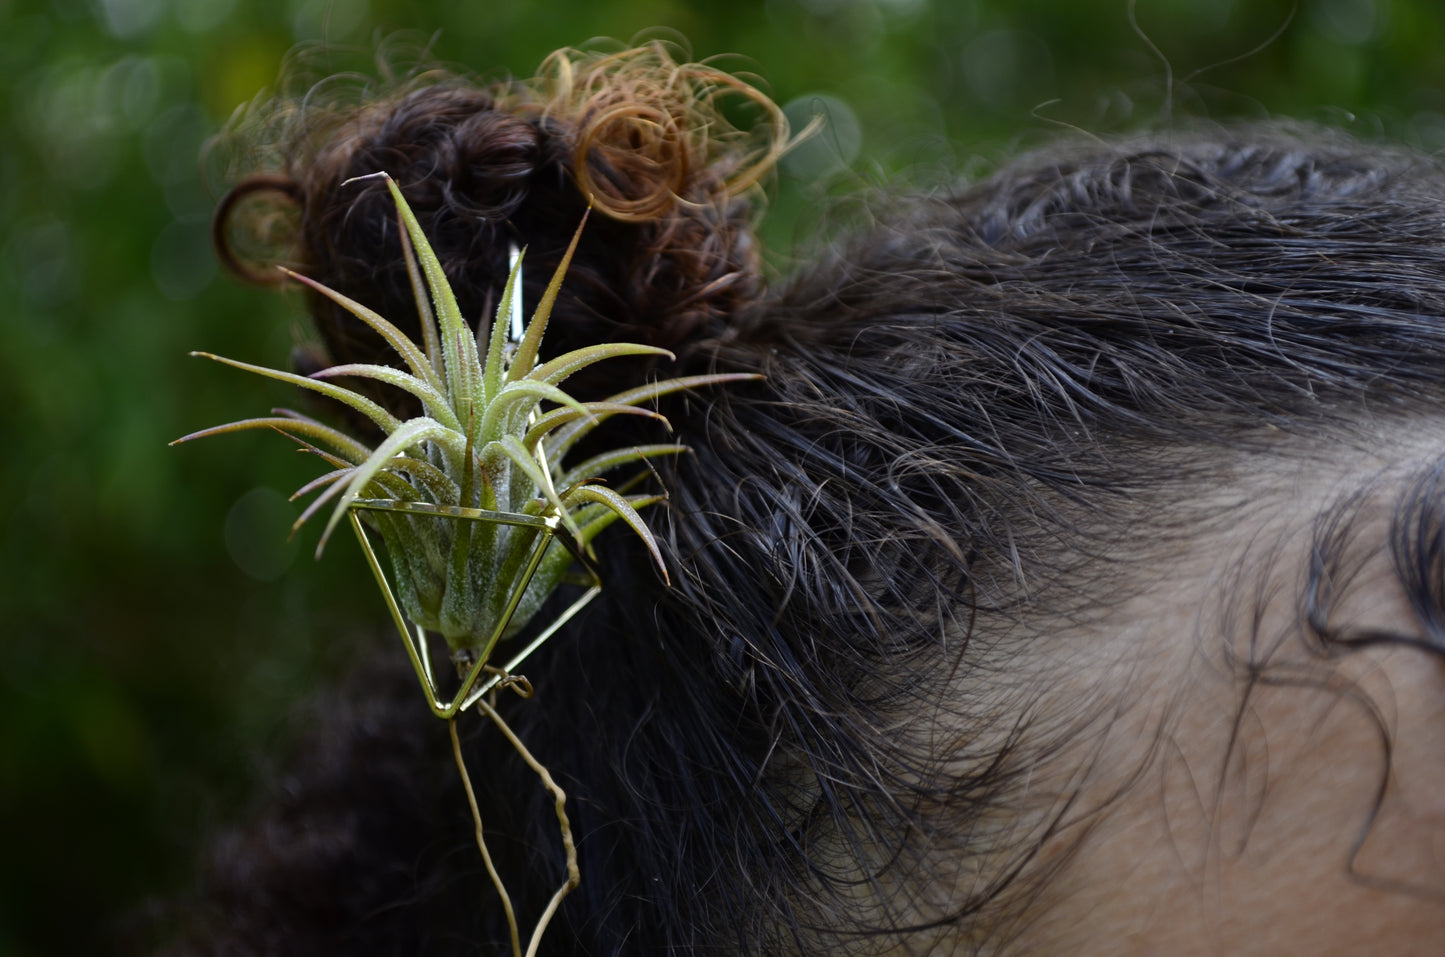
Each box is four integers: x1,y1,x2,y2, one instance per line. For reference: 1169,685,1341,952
346,497,592,955
347,497,604,719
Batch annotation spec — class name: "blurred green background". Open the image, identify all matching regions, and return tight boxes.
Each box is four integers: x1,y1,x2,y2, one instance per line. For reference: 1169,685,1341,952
2,0,1442,952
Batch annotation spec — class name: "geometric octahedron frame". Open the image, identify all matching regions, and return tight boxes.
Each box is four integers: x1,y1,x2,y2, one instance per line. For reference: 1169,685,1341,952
347,498,603,719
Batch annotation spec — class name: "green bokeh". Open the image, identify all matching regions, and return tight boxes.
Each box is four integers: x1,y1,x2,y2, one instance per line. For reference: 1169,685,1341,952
2,0,1440,952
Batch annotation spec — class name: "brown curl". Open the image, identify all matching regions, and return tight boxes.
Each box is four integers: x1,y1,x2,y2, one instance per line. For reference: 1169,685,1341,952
211,173,304,286
211,41,792,393
536,45,790,223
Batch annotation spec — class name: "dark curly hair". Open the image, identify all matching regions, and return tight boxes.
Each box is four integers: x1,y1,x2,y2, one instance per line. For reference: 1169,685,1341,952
212,44,786,394
170,43,1445,957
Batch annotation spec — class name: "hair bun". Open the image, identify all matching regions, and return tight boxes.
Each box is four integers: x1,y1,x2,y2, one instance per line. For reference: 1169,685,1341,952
214,41,790,385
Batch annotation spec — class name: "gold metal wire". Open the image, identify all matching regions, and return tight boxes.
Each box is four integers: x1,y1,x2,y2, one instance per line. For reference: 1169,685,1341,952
347,499,603,719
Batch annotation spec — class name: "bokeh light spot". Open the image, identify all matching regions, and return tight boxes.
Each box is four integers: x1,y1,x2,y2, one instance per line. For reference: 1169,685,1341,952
225,487,300,582
151,218,216,301
782,93,863,183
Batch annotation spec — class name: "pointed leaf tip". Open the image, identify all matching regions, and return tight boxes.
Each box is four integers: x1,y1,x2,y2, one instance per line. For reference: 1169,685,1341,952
566,483,670,585
340,171,391,188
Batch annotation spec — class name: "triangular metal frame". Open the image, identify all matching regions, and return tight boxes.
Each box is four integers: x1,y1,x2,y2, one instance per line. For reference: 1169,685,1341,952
347,498,602,719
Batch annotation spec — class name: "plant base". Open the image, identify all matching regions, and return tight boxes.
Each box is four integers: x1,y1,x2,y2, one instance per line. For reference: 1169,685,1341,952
348,498,602,718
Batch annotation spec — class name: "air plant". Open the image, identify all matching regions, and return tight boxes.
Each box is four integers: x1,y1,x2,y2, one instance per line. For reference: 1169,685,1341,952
179,172,748,705
175,172,752,957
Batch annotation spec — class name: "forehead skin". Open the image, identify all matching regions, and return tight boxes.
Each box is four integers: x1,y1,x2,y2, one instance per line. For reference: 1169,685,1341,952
1009,444,1445,956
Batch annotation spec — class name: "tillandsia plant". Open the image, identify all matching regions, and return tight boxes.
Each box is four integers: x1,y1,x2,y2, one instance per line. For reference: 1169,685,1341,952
176,172,753,957
179,172,747,704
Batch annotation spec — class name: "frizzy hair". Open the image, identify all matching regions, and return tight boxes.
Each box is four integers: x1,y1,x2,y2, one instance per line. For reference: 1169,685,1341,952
173,44,1445,957
212,42,789,383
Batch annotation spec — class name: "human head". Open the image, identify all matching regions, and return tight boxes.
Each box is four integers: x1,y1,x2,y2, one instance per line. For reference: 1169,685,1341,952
193,43,1445,955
